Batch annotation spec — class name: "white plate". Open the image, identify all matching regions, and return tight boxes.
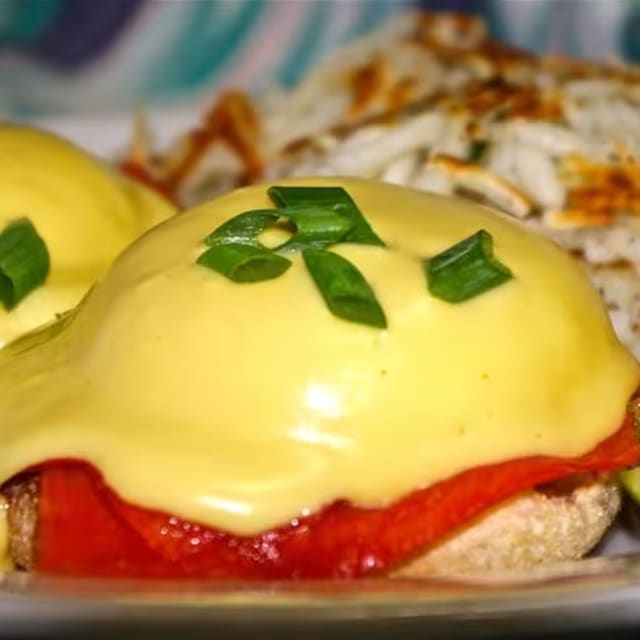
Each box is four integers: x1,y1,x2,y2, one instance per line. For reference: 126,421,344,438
3,555,640,639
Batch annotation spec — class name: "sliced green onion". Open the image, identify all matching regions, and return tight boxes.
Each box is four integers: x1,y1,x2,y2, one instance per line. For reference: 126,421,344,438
424,230,513,303
277,205,353,251
0,218,50,310
205,210,280,247
467,140,489,163
198,188,388,324
268,186,384,247
302,248,387,328
197,243,291,283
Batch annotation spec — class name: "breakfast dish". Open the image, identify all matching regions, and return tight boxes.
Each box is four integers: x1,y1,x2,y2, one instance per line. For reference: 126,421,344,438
3,10,640,638
124,11,640,361
0,124,175,349
0,177,637,579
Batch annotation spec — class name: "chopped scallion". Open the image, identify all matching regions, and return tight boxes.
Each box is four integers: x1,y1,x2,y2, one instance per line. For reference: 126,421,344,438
467,140,489,163
197,243,291,283
199,186,388,327
205,210,280,247
268,186,385,247
424,230,513,303
277,204,353,251
302,248,387,328
0,218,50,310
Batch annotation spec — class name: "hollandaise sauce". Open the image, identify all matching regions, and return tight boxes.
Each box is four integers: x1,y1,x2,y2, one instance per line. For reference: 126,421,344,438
0,125,174,347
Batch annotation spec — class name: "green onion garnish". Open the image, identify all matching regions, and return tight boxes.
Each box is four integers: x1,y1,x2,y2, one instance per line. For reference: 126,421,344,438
197,243,291,283
205,210,280,247
424,230,513,303
302,248,387,328
467,140,489,163
0,218,50,310
277,205,353,251
198,187,388,327
268,186,385,247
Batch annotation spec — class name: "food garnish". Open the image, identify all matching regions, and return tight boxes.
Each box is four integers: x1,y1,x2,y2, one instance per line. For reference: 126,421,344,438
197,186,386,327
200,187,514,321
276,205,353,251
0,218,49,310
424,230,513,303
199,208,293,282
205,209,281,247
197,243,292,283
267,186,385,247
302,248,387,329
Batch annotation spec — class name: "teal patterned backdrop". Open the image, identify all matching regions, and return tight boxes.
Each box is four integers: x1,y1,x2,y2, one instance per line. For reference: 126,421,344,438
0,0,639,115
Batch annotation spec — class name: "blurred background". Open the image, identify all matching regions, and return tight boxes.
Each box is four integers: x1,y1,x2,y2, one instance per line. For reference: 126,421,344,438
1,0,639,117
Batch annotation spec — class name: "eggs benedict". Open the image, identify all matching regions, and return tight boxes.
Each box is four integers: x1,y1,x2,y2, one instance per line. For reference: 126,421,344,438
0,177,638,579
0,124,174,348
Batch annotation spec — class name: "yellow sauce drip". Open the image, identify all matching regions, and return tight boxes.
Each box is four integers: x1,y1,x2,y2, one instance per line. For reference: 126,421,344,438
0,124,174,347
0,178,636,535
